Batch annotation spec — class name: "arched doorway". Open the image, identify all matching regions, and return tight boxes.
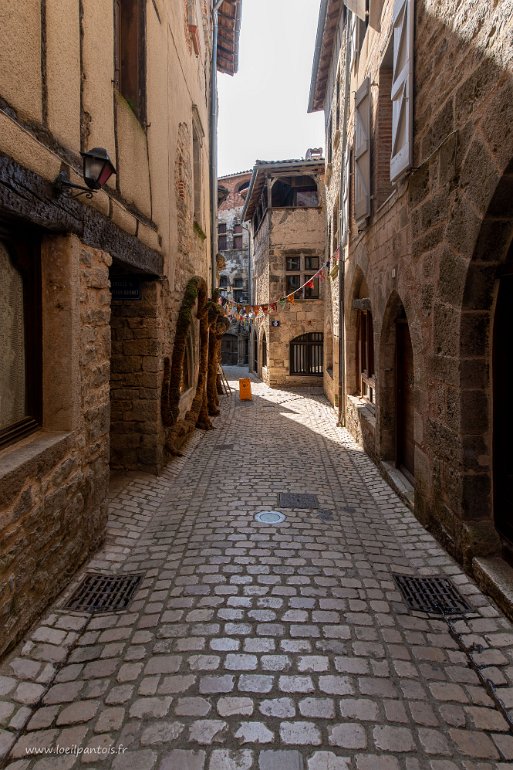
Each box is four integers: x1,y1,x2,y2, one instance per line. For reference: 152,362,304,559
396,313,414,479
493,251,513,550
459,161,513,558
221,333,238,365
251,330,257,372
380,293,415,480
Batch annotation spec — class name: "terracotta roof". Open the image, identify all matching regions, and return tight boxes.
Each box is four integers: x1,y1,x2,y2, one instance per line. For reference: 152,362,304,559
218,169,253,180
242,158,325,221
309,0,344,113
217,0,242,76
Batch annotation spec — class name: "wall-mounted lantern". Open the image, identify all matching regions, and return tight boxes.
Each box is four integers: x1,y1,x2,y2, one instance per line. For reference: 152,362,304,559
54,147,116,199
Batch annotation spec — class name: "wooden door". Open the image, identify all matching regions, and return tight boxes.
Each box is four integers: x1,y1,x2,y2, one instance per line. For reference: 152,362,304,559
221,335,238,365
494,274,513,544
396,319,415,479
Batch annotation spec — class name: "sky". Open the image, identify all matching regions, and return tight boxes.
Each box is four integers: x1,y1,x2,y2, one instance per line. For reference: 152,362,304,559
217,0,325,177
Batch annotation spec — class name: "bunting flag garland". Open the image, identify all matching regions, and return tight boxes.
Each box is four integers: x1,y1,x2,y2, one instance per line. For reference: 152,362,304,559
217,260,330,322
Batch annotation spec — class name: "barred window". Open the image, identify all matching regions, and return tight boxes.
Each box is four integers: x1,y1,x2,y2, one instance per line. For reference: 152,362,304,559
290,332,323,376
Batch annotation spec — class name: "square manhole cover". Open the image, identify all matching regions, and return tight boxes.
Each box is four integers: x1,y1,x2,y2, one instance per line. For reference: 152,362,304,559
217,444,234,450
317,509,334,521
279,493,319,509
393,574,470,615
63,573,143,613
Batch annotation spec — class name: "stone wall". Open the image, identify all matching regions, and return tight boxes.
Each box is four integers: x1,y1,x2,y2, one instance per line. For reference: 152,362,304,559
0,237,111,657
218,171,252,363
320,0,513,567
253,200,326,385
110,280,163,474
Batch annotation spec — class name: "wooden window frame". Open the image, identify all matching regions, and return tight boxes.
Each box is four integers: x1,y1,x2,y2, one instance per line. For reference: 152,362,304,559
357,309,375,407
114,0,147,125
285,255,320,301
0,224,42,449
192,107,205,227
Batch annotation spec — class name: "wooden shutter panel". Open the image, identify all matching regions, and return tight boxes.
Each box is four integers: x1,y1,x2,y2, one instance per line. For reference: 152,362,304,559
390,0,414,182
354,78,371,225
344,0,367,20
368,0,383,30
341,147,351,246
350,11,358,71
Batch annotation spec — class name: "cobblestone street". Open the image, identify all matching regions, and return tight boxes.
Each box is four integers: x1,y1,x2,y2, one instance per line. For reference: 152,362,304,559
2,367,513,770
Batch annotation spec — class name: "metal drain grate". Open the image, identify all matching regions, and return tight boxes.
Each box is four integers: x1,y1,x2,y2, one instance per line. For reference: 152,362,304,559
393,574,470,615
317,509,334,521
279,493,319,509
64,573,143,613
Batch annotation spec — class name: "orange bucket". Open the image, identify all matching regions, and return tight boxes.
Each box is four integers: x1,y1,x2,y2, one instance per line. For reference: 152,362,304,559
239,378,252,401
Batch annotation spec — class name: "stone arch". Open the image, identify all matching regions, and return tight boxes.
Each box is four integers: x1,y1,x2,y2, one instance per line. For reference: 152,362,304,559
346,266,372,397
260,328,268,372
458,160,513,544
378,289,418,475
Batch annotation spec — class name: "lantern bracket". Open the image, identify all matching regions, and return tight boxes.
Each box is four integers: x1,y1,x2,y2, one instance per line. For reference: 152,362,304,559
54,170,95,199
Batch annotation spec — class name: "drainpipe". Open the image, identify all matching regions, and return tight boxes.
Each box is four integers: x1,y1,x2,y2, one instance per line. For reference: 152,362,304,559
337,14,352,428
210,0,224,295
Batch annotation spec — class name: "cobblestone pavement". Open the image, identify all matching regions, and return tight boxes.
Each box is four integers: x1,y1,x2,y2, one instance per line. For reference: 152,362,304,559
2,367,513,770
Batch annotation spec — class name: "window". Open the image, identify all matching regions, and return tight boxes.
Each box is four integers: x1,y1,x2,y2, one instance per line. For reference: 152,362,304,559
219,274,228,288
290,333,323,376
233,224,243,250
357,309,375,405
375,39,394,207
271,176,319,208
115,0,146,122
354,78,371,225
218,223,227,250
233,276,243,288
192,107,205,225
326,113,333,165
237,181,250,198
0,229,41,448
285,255,320,299
332,197,340,255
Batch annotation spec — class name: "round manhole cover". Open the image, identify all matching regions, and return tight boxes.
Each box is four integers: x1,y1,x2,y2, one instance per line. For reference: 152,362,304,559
255,511,286,525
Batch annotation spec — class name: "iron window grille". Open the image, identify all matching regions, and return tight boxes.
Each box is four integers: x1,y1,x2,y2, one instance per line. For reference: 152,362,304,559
290,332,323,376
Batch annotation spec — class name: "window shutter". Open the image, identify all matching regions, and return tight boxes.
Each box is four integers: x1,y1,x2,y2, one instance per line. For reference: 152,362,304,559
354,78,371,225
390,0,414,182
344,0,367,21
350,11,358,71
341,147,351,246
368,0,383,31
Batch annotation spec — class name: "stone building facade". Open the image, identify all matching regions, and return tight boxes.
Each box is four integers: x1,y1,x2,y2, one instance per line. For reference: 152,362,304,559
243,158,326,387
310,0,513,612
0,0,241,656
217,170,252,365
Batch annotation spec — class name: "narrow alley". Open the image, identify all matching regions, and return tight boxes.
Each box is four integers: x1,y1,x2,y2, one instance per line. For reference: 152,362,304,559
1,370,512,769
